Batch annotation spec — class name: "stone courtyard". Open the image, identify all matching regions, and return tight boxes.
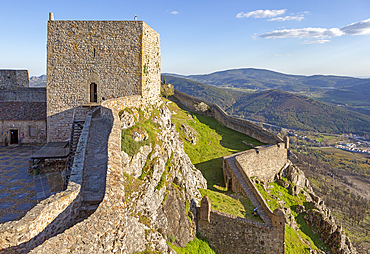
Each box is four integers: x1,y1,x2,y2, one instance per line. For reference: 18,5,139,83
0,146,55,223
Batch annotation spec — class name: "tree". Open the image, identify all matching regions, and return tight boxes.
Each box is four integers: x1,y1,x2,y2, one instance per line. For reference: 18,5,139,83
161,77,174,98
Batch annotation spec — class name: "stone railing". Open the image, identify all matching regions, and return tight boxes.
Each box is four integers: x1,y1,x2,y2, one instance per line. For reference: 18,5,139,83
27,96,160,252
0,107,97,253
173,90,283,144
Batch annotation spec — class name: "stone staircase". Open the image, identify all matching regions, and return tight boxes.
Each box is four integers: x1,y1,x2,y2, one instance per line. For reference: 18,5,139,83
63,120,85,189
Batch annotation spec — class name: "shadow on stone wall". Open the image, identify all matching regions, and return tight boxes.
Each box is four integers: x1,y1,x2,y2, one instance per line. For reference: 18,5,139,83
0,192,82,253
0,107,113,253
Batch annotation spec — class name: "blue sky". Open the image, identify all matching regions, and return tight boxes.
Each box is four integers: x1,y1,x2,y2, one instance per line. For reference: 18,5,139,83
1,0,370,77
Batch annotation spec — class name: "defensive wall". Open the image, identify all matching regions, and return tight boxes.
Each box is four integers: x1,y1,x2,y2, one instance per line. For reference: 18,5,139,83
174,89,286,253
173,90,283,144
0,106,95,253
197,196,285,254
0,87,46,145
0,70,29,90
47,18,160,142
0,95,161,252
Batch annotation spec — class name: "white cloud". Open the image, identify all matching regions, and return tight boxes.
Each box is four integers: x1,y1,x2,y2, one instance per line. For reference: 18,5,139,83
340,18,370,35
237,9,286,19
301,39,331,44
268,15,304,22
259,27,344,39
171,11,179,15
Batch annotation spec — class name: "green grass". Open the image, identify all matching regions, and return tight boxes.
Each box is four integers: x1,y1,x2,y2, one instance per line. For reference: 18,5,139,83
168,99,264,191
199,188,263,223
121,107,160,157
255,180,331,253
168,232,216,254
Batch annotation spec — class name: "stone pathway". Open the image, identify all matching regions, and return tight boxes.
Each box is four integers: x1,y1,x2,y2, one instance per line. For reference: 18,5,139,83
0,146,56,223
81,117,111,210
0,146,39,222
225,155,273,226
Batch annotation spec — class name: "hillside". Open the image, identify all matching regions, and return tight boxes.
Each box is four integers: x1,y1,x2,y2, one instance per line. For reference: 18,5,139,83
163,75,237,109
167,98,356,253
164,75,370,136
232,89,370,135
165,68,368,92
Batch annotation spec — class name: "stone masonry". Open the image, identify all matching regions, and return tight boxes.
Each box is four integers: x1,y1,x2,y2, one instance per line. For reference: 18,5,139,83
47,18,160,142
0,70,29,90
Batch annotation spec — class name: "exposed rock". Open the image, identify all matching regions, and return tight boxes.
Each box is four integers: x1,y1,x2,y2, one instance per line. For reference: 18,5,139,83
132,130,148,142
296,204,306,214
123,144,152,177
181,123,198,145
282,207,298,230
276,161,357,254
121,103,207,252
194,102,209,112
120,109,136,129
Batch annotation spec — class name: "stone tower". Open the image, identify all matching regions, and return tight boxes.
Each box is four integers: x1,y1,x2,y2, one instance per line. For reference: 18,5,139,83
46,14,160,142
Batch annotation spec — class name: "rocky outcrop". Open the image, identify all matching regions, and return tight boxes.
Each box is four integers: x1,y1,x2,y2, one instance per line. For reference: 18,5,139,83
277,162,357,254
121,102,207,252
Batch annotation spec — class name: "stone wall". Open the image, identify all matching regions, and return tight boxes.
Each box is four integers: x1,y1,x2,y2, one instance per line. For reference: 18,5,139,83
235,144,288,183
0,70,29,89
29,98,127,253
0,120,46,145
0,87,46,102
173,90,283,144
0,87,47,145
0,108,93,253
197,196,285,254
141,22,161,101
47,20,160,142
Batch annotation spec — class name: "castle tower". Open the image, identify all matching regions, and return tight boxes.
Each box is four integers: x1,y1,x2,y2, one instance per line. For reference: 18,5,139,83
46,14,160,142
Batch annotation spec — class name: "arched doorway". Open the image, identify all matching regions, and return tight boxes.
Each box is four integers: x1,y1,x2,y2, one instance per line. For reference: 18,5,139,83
90,83,97,102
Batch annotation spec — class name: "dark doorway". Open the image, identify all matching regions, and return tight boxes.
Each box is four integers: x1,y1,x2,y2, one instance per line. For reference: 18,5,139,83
90,83,97,102
10,129,18,144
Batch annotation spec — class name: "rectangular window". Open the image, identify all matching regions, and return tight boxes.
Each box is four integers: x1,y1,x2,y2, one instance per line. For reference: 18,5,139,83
29,126,37,137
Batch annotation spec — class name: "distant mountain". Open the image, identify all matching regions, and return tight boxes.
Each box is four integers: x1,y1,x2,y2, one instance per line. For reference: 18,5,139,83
232,89,370,135
164,68,369,93
30,75,46,87
164,75,370,135
163,75,237,109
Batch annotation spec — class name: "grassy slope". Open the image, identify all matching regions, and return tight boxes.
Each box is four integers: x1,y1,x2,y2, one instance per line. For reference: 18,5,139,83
167,98,332,253
255,181,331,253
166,97,265,253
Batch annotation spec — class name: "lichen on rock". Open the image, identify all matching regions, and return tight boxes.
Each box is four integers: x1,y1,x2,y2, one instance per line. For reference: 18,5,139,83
121,102,207,252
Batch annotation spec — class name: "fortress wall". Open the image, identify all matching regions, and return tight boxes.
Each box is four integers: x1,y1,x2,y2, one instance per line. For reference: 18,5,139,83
0,88,47,144
141,23,161,101
173,90,283,144
47,107,92,142
235,144,287,183
0,87,46,102
0,120,46,145
47,20,160,142
197,197,284,254
223,155,285,232
0,109,95,253
0,70,29,89
29,99,128,252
